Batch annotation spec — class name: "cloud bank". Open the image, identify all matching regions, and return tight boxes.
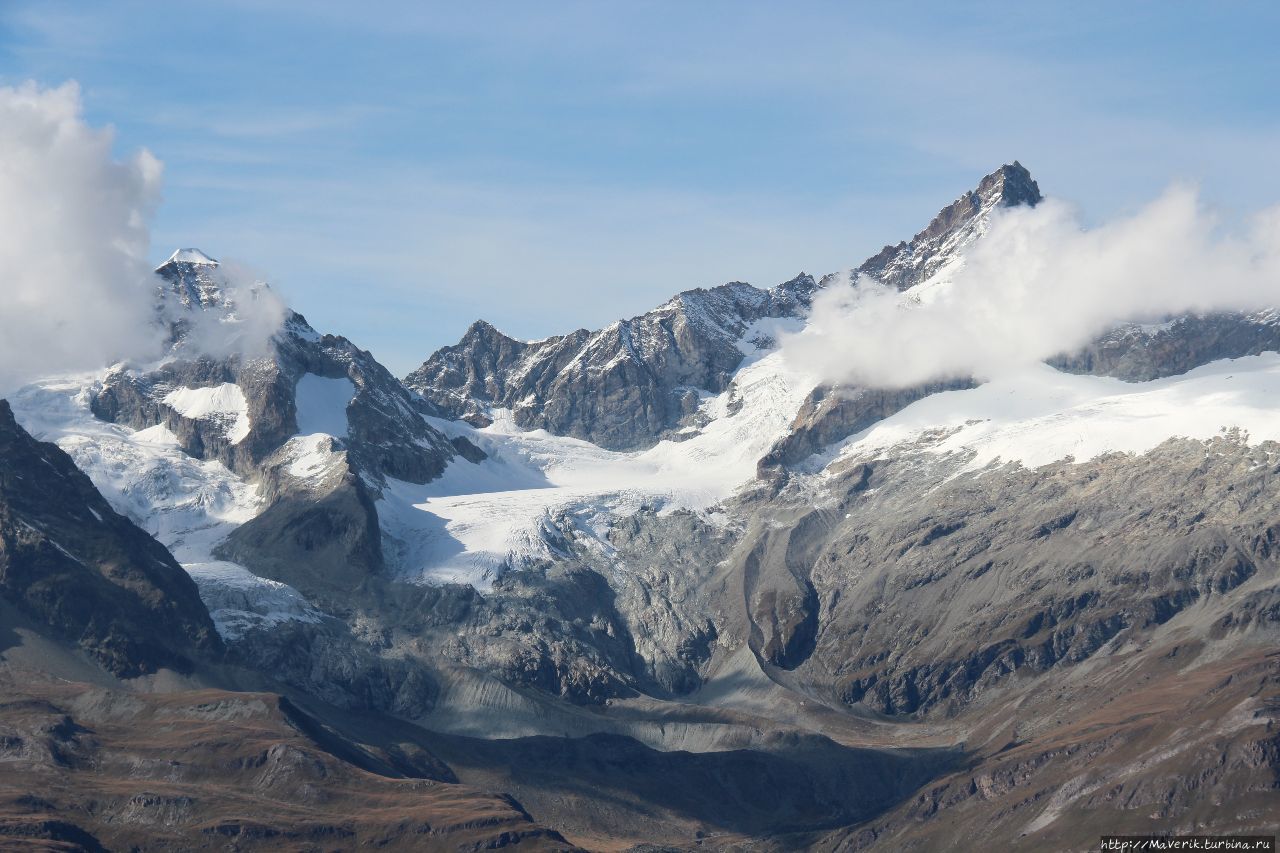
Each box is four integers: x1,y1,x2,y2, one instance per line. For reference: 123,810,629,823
0,81,165,393
784,188,1280,389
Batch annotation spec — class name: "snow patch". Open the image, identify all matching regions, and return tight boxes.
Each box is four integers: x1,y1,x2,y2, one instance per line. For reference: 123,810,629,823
159,247,218,267
285,433,345,481
162,383,250,444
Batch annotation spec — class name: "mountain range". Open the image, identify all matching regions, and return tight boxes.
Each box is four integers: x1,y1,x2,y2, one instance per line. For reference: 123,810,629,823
2,163,1277,851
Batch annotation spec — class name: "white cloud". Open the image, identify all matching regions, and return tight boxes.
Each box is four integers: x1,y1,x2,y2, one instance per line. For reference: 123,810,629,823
784,187,1280,389
171,260,291,361
0,81,164,393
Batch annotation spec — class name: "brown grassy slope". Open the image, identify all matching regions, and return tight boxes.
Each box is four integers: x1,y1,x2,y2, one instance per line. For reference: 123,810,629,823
0,666,578,852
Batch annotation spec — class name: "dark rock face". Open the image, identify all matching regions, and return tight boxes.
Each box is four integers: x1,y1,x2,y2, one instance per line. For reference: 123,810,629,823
1051,310,1280,380
223,617,443,719
406,278,816,450
217,465,385,596
439,564,647,705
0,400,220,676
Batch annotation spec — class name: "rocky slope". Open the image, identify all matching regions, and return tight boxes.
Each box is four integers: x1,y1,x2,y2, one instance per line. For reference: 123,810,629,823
0,668,576,852
855,161,1040,290
815,646,1280,851
0,400,220,677
1052,309,1280,380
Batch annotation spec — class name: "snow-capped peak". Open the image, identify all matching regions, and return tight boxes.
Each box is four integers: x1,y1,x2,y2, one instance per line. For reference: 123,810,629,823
158,247,219,270
155,247,230,313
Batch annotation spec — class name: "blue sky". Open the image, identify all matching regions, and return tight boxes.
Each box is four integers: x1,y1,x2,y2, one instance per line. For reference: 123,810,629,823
2,1,1279,374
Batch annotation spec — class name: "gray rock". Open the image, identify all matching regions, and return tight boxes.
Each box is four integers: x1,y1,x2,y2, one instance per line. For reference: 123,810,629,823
406,278,815,450
1052,310,1280,380
92,310,469,488
758,378,976,474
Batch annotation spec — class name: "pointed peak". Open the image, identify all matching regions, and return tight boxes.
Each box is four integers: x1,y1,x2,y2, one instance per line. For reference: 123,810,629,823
458,319,526,348
853,162,1043,291
463,319,504,340
977,161,1041,208
157,248,219,271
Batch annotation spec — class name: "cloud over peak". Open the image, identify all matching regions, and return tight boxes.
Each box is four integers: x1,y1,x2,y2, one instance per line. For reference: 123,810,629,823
784,186,1280,389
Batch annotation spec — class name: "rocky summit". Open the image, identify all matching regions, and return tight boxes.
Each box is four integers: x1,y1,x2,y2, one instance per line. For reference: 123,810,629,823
3,162,1279,850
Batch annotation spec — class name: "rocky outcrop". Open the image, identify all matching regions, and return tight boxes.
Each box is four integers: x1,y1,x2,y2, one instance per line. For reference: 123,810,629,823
1052,310,1280,380
406,278,815,450
217,464,385,598
0,400,220,676
758,378,976,473
596,508,729,695
93,310,467,487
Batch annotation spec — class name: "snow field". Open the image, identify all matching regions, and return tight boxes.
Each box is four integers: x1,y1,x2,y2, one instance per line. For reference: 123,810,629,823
833,354,1280,471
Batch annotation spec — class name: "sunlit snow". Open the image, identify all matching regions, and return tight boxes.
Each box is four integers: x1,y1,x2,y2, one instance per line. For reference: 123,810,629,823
160,247,219,267
832,354,1280,471
162,383,251,444
14,307,1280,604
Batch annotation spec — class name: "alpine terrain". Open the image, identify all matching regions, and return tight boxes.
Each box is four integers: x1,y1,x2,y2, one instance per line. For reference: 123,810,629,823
4,163,1279,851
